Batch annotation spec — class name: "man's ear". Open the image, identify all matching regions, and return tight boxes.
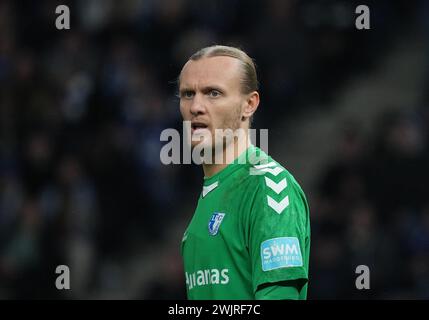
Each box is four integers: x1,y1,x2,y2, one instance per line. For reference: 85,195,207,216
242,91,260,121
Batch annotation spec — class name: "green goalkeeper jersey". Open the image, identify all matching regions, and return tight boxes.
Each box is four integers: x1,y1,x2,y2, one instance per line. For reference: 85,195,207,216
181,145,310,299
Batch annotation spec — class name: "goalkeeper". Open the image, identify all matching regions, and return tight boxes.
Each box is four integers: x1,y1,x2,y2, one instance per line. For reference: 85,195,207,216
178,45,310,300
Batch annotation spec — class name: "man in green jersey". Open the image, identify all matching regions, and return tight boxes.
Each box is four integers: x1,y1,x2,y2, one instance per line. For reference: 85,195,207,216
178,45,310,300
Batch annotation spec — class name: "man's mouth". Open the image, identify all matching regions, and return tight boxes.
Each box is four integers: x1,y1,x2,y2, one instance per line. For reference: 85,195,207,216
191,122,209,134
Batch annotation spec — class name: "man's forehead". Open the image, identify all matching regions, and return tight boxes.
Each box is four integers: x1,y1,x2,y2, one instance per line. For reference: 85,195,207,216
180,56,241,88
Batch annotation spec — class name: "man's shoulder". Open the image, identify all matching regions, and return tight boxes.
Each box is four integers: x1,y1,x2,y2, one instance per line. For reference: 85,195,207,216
238,151,307,209
241,150,298,186
244,153,308,217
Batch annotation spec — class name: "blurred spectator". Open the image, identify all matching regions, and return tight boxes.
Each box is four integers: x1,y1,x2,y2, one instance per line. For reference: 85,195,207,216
0,0,427,299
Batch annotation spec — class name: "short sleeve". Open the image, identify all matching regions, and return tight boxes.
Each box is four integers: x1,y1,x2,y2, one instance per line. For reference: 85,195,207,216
248,168,310,295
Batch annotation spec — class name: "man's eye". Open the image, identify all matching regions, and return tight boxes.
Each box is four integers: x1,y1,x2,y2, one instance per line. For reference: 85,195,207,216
182,91,194,99
208,90,221,98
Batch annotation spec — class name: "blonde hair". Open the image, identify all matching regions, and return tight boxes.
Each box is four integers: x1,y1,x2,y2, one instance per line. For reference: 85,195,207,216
183,45,259,94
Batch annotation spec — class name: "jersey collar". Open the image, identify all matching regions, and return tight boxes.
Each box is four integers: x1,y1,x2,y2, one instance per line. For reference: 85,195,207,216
202,181,219,197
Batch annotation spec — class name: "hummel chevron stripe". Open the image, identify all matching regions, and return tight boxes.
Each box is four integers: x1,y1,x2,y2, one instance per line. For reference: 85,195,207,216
253,162,277,170
267,195,290,214
265,177,287,194
258,166,283,176
249,166,284,176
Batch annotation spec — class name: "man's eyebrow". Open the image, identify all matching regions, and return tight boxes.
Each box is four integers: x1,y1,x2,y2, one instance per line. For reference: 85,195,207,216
179,85,226,94
201,85,225,93
179,87,194,94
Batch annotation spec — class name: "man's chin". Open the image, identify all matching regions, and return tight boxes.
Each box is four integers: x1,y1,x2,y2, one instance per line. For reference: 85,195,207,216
191,140,212,150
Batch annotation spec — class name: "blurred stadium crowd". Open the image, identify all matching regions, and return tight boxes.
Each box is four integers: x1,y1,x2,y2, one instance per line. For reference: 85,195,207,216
0,0,428,299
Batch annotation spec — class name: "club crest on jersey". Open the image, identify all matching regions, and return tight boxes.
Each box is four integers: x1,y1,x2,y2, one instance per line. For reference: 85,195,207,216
208,212,225,236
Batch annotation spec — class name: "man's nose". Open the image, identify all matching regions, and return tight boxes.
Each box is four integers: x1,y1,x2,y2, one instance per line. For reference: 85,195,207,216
190,93,205,116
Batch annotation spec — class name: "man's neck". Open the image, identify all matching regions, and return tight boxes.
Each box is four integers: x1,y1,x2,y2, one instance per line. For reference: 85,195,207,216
202,136,251,178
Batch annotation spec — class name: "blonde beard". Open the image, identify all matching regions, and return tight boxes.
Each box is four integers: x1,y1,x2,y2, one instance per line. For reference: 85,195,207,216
193,104,248,164
207,116,249,165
